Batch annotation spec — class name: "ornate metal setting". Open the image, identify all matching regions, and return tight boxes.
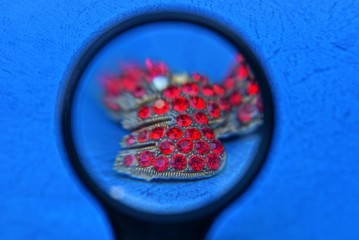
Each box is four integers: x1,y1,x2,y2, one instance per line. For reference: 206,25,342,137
102,55,263,181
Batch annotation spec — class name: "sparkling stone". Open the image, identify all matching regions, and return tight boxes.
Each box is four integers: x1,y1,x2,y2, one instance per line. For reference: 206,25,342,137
172,73,190,84
167,127,183,139
172,96,189,112
153,156,169,172
176,138,193,153
145,58,168,77
190,96,206,110
153,99,170,115
195,140,210,155
206,153,221,170
182,83,199,96
138,106,151,119
137,130,149,143
213,84,224,96
153,75,169,91
208,102,221,118
247,81,259,95
224,77,235,89
133,86,145,98
185,128,201,140
189,156,205,172
230,91,242,106
171,154,187,170
237,65,249,80
201,128,215,140
125,135,136,146
194,112,208,124
219,98,231,112
192,73,208,83
123,155,134,167
176,114,192,127
159,141,175,155
238,103,258,123
210,140,224,154
202,85,215,96
104,79,122,96
150,127,165,140
163,86,181,98
137,151,154,167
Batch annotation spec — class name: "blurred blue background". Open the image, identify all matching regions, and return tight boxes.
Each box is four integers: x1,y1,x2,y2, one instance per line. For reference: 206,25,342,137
1,1,358,239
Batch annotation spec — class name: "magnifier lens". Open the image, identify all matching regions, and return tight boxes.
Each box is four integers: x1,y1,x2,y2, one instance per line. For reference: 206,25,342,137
71,21,266,214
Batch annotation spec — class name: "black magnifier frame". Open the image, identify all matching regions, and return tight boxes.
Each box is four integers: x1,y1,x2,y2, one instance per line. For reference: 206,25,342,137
60,11,275,240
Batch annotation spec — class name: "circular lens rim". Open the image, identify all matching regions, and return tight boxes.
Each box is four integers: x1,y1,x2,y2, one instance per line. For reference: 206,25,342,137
60,11,275,223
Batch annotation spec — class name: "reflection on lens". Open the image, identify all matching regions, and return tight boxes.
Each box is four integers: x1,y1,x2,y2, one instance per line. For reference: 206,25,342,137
72,22,267,214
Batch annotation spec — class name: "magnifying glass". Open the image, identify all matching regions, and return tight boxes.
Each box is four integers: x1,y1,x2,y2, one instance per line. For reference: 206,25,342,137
59,11,274,239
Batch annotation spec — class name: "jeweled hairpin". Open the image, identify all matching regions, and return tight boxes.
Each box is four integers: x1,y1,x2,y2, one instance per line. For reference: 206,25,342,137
102,55,263,181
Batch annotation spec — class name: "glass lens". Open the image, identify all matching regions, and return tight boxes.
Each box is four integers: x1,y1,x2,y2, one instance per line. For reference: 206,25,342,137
71,21,267,214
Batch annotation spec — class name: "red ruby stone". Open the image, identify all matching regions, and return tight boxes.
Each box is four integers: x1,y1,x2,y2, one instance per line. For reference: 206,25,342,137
185,128,202,140
123,155,134,167
150,127,165,140
190,96,206,110
125,135,136,146
182,83,199,96
210,140,224,155
206,153,221,170
172,96,189,112
213,84,224,96
194,112,208,124
192,73,208,83
224,77,235,89
202,85,215,97
153,156,169,172
189,155,205,172
167,127,183,139
238,65,249,80
138,106,151,119
104,78,122,96
247,81,259,95
238,103,257,123
208,102,221,118
145,58,168,77
176,138,193,153
230,92,242,106
137,130,149,143
195,140,210,155
159,141,175,155
133,86,145,98
153,99,170,115
164,86,181,98
176,114,192,127
219,98,231,112
201,128,215,140
171,154,187,170
137,151,154,167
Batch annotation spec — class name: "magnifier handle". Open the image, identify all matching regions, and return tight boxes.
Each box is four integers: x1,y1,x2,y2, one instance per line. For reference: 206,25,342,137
106,209,214,240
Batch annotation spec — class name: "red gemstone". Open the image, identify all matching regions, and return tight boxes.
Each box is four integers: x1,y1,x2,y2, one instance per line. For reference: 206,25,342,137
153,99,170,115
219,98,231,112
202,85,215,96
176,138,193,153
164,86,181,98
182,83,199,96
153,156,169,172
171,154,187,170
201,128,215,140
190,96,206,110
238,65,249,80
224,77,235,89
238,103,257,123
145,58,168,77
230,92,242,106
150,127,165,140
138,106,151,119
104,78,122,96
213,84,224,96
159,141,175,155
192,73,208,83
172,97,189,112
194,112,208,124
104,97,120,111
185,128,202,140
137,151,154,167
247,81,259,95
123,155,134,167
125,135,136,146
210,140,224,154
137,130,149,142
133,86,145,98
206,153,221,170
195,140,210,155
176,114,192,127
167,127,183,139
208,102,221,118
189,155,205,172
122,77,137,91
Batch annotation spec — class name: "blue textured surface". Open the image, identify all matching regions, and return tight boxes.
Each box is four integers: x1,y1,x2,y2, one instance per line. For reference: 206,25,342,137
1,1,359,240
